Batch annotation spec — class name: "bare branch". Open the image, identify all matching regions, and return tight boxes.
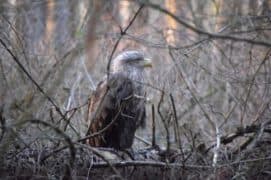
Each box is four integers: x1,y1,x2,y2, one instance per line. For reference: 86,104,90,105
0,38,79,135
139,1,271,47
106,5,145,78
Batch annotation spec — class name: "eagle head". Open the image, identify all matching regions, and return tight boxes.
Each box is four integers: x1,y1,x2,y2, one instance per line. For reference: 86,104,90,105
111,51,152,81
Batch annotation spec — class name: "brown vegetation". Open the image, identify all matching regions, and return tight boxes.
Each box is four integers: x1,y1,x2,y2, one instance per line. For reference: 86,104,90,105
0,0,271,179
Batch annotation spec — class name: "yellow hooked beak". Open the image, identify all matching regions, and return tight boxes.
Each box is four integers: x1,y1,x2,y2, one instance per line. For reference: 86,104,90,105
142,58,152,68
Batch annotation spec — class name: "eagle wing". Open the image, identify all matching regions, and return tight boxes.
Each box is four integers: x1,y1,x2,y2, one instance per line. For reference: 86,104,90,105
85,74,146,149
85,78,108,147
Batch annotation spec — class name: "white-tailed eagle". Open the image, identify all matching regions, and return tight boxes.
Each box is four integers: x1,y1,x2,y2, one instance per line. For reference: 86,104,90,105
86,50,152,149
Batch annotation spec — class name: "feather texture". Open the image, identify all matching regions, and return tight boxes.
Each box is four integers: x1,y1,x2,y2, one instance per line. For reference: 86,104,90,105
86,73,146,149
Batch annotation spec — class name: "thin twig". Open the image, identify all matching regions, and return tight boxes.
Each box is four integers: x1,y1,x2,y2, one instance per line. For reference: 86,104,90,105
91,160,212,169
0,38,78,134
85,102,125,143
169,94,181,149
106,5,144,78
42,102,126,162
157,91,171,153
240,48,271,126
168,49,215,131
135,134,152,146
0,107,6,142
16,119,76,168
212,125,220,167
151,104,156,147
80,144,123,179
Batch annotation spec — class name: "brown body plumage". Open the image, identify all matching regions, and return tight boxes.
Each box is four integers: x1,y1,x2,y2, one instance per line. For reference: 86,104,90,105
86,51,151,149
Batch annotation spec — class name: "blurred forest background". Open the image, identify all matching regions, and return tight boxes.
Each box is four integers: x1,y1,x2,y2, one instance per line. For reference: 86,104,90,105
0,0,271,179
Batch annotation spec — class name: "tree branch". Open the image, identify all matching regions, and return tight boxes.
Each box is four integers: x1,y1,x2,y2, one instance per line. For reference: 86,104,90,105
139,1,271,47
